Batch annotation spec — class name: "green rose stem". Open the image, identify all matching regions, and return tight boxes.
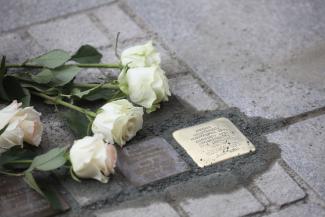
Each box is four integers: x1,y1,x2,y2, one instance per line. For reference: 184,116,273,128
0,160,33,176
6,159,33,164
5,63,122,69
30,91,97,118
0,171,24,176
73,82,120,89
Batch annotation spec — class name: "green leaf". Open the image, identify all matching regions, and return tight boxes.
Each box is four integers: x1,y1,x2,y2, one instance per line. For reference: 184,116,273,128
88,89,125,101
27,147,67,172
23,172,44,196
7,71,34,84
21,87,31,107
0,56,9,101
65,84,125,101
81,87,125,101
50,66,81,87
43,186,67,211
24,173,67,211
0,124,8,136
69,167,81,182
0,146,36,169
61,110,93,139
71,84,103,99
3,76,30,104
3,76,25,98
31,69,54,84
71,45,102,63
27,49,71,69
0,56,6,76
21,82,59,96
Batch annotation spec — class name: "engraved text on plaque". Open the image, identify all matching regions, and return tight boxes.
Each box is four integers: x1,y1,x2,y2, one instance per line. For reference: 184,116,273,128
173,118,256,167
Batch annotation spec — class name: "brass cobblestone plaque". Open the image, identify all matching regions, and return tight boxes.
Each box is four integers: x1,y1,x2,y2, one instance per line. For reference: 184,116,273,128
173,118,256,167
117,137,189,186
0,176,69,217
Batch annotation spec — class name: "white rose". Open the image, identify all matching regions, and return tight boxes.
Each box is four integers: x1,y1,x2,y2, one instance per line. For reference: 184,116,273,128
118,66,171,111
69,134,117,183
92,99,143,146
121,41,160,68
11,107,43,146
0,101,43,153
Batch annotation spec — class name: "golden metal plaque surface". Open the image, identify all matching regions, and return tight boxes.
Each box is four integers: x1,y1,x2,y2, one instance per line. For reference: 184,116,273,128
173,118,256,167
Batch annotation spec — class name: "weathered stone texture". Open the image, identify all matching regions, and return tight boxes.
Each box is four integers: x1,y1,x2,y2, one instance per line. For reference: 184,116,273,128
124,0,325,118
267,115,325,201
29,15,110,52
253,162,305,206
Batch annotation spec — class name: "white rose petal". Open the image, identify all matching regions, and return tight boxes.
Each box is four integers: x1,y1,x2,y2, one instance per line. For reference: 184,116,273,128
121,41,160,68
118,66,171,111
0,101,43,153
11,107,43,146
105,144,117,174
70,134,117,183
0,100,22,130
92,99,143,146
0,120,24,154
0,101,24,153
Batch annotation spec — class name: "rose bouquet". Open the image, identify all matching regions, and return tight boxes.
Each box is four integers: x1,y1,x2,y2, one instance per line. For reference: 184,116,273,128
0,41,170,208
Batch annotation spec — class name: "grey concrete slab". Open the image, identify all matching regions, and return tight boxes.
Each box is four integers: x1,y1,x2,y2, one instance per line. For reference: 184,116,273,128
0,33,43,63
0,176,69,217
169,75,223,111
267,115,325,201
117,137,189,186
253,162,305,206
95,201,180,217
265,203,325,217
124,0,325,118
0,0,114,33
93,4,145,42
179,188,264,217
60,175,123,207
28,14,110,52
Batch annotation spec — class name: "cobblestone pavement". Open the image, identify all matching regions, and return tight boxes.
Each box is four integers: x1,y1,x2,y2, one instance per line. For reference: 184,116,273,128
1,0,325,217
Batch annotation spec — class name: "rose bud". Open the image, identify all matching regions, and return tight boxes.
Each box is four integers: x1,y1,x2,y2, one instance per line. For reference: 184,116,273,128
92,99,143,146
121,41,160,68
118,65,171,112
11,107,43,146
69,134,117,183
0,101,43,154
